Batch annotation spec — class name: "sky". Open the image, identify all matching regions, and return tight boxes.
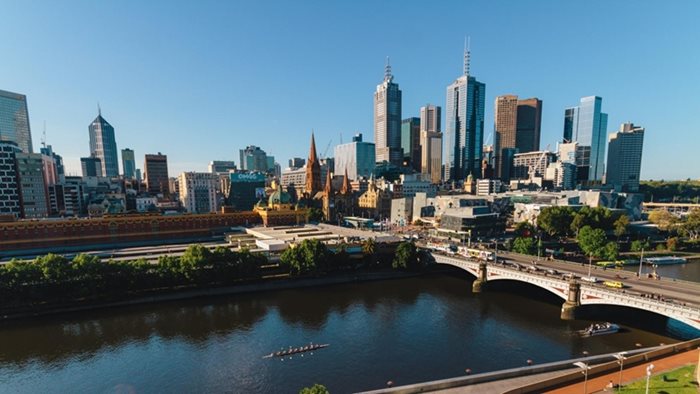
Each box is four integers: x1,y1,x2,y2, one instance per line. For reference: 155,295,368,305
1,0,699,180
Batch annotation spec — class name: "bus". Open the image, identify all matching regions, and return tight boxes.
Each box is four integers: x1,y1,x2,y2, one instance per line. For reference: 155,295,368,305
603,280,624,289
457,247,494,261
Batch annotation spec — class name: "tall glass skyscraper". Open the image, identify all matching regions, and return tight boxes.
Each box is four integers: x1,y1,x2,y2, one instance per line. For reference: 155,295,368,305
444,43,485,181
374,58,402,165
89,109,119,178
562,96,608,182
0,89,33,153
122,148,136,179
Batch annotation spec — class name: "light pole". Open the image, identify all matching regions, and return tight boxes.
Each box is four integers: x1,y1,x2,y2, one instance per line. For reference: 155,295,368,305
645,364,654,394
613,351,628,391
573,361,590,394
587,252,593,279
638,247,645,277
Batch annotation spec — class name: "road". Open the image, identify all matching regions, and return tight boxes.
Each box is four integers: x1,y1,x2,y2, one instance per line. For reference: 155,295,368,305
496,251,700,307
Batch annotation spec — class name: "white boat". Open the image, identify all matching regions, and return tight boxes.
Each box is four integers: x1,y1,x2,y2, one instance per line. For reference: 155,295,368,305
579,322,620,337
644,256,687,265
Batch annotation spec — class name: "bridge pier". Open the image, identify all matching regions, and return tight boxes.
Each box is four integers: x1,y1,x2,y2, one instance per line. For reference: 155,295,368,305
472,262,488,293
561,280,580,320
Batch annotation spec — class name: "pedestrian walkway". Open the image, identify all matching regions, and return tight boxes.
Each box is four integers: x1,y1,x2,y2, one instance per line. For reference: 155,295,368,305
544,347,699,394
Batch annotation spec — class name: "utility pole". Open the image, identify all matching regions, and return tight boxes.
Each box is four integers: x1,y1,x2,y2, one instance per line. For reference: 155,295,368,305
638,248,645,277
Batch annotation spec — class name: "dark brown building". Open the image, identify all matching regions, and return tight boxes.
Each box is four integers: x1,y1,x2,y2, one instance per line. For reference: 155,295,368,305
144,153,169,195
494,95,542,181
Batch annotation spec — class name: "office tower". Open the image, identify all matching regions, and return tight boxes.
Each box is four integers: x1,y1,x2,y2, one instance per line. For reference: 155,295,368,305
605,123,645,192
305,133,322,196
208,160,237,174
374,58,403,165
40,153,58,187
494,95,518,180
562,96,608,182
0,141,21,218
89,108,119,177
239,145,275,173
516,98,542,153
545,161,577,190
334,133,376,181
401,117,420,170
80,156,102,177
0,89,33,153
420,104,442,184
40,144,64,183
15,152,49,218
122,148,136,179
144,153,170,195
494,95,542,181
178,172,218,213
512,150,557,180
558,141,591,182
445,40,485,181
288,157,305,169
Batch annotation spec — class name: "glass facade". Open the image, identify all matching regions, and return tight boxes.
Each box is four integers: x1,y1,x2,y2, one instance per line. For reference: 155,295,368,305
445,75,485,181
334,133,375,181
374,66,402,165
0,89,33,153
401,117,420,170
89,114,119,177
122,148,136,179
563,96,608,181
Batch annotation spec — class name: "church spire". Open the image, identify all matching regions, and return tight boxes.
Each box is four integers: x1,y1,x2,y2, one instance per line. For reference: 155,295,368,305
324,167,333,196
341,167,351,195
305,131,322,196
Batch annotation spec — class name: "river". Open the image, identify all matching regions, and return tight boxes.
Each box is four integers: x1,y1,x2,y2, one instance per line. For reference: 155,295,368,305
0,272,696,393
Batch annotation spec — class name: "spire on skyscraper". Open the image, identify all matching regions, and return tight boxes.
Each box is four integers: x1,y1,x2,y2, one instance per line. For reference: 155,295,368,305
384,56,393,82
97,102,102,117
463,36,471,76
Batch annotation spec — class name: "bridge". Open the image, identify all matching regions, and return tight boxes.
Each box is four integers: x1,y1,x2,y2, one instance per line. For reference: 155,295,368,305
429,253,700,331
643,202,700,213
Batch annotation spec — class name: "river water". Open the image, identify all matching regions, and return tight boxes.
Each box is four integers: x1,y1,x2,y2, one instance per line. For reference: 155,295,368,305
0,272,696,394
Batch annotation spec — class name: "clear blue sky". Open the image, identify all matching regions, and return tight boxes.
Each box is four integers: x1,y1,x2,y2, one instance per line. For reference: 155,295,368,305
1,0,698,180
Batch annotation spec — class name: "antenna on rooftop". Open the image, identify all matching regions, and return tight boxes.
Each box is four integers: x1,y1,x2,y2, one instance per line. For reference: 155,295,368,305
41,121,46,148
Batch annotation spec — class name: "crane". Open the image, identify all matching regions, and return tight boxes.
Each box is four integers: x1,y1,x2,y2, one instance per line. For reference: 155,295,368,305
529,144,551,182
321,139,332,160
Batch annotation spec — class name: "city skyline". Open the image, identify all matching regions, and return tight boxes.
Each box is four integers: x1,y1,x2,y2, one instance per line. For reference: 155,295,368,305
1,1,699,180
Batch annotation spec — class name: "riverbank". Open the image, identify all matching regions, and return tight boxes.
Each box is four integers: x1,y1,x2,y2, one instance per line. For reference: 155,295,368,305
0,267,453,322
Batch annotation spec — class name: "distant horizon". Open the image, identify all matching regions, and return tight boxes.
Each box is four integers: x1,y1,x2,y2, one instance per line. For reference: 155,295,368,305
1,1,698,180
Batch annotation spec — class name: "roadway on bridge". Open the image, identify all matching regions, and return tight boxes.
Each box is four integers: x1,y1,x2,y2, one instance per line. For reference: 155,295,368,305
497,252,700,308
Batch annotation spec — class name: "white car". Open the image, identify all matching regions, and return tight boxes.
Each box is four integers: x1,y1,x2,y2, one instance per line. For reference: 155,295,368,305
581,276,598,283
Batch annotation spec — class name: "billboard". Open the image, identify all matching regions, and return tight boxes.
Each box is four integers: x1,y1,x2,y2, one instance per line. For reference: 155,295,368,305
230,172,266,183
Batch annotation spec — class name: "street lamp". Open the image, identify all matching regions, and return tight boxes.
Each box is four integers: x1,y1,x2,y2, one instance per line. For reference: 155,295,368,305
638,247,645,277
645,364,654,394
573,361,590,394
613,351,628,391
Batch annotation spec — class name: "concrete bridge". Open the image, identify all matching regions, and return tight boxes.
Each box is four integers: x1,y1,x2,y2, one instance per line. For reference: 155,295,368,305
430,253,700,331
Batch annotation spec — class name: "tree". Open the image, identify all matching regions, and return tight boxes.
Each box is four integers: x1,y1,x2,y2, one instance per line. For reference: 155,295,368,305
512,237,536,255
280,239,329,275
392,241,419,270
577,226,607,258
361,237,376,258
299,384,330,394
648,210,678,232
570,213,588,236
630,239,650,252
666,237,679,251
37,254,72,283
679,209,700,240
601,242,619,260
307,207,324,223
537,206,574,237
613,215,630,238
180,244,212,281
514,221,535,237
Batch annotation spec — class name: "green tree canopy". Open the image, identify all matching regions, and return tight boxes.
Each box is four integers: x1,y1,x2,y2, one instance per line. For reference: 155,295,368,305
613,215,630,238
601,242,619,260
512,237,537,255
392,241,419,270
537,206,574,237
630,239,651,252
577,225,607,258
299,384,330,394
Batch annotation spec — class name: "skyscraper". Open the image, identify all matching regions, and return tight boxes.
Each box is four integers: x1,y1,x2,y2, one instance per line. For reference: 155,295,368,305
178,172,218,213
445,41,486,181
239,145,274,173
494,95,542,180
605,123,645,192
420,104,442,184
80,156,102,177
89,108,119,178
374,58,402,165
401,117,420,170
122,148,136,179
144,153,170,195
334,133,375,181
562,96,608,182
0,89,33,153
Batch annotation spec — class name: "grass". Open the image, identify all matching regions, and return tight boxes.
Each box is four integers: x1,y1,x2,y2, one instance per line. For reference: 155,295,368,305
615,364,699,393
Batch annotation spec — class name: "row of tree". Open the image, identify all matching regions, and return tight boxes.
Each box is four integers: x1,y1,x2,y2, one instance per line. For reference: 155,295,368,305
0,245,268,306
648,209,700,241
279,238,424,275
536,206,629,238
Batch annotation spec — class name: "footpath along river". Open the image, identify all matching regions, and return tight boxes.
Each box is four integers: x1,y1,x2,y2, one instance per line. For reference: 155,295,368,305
0,269,697,393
